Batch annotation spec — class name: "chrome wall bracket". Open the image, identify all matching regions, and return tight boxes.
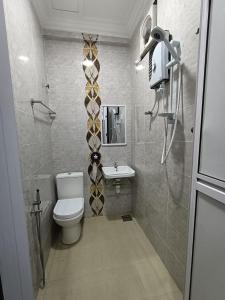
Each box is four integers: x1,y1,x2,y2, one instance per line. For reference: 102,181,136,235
31,99,56,120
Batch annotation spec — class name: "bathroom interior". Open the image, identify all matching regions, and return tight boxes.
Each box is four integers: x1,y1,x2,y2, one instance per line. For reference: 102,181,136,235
1,0,225,299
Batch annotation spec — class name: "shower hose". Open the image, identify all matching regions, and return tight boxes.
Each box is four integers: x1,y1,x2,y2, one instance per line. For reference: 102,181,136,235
160,63,182,164
32,189,46,289
35,208,45,289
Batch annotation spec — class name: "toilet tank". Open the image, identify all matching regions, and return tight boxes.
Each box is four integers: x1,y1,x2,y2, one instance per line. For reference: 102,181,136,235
56,172,84,199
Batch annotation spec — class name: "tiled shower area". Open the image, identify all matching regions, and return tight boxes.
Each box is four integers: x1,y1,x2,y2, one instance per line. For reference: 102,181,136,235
2,0,201,298
130,0,200,291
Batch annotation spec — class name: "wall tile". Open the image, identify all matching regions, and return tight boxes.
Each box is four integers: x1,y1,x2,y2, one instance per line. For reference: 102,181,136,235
134,105,145,143
130,0,200,292
164,246,186,292
45,38,133,217
166,141,194,178
4,0,55,297
103,194,132,217
167,171,191,210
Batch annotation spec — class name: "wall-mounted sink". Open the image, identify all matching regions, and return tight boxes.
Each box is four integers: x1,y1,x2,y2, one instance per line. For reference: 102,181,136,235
102,166,135,179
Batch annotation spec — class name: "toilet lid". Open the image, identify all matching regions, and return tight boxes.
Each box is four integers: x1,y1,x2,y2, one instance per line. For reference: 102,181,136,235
53,198,84,220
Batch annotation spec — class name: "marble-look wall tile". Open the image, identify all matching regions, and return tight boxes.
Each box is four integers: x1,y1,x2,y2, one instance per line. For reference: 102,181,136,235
130,0,201,292
4,0,200,296
3,0,55,297
44,38,133,218
103,193,132,217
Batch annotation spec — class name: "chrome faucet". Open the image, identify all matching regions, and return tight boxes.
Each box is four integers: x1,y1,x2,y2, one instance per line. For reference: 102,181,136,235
114,161,118,171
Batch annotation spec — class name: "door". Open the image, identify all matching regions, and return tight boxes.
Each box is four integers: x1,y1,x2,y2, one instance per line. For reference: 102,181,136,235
198,0,225,182
185,0,225,299
190,189,225,300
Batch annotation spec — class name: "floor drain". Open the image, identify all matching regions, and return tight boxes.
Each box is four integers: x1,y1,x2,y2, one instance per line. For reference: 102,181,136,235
122,215,133,222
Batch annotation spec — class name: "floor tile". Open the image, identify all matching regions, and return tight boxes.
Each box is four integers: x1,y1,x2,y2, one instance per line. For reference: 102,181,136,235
38,216,182,300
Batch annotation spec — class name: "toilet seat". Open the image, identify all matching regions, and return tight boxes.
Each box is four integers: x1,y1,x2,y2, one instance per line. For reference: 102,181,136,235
53,198,84,220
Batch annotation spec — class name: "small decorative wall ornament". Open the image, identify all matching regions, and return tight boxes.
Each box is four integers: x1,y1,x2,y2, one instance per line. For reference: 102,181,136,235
82,33,104,216
90,151,101,163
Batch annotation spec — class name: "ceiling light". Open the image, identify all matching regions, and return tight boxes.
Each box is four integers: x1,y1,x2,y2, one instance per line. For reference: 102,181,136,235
82,59,94,67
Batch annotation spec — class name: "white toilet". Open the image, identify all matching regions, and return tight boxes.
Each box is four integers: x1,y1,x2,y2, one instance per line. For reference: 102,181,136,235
53,172,84,244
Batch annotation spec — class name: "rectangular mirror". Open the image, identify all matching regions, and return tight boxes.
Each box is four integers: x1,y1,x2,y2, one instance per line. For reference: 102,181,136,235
101,105,126,146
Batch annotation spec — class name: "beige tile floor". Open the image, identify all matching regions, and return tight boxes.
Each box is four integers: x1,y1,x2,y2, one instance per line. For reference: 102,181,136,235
37,216,182,300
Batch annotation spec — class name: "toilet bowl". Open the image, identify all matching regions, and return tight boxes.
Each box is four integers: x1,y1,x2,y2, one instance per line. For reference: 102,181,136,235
53,198,84,244
54,172,84,244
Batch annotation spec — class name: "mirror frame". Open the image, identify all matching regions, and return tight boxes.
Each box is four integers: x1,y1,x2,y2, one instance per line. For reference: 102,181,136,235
101,104,127,147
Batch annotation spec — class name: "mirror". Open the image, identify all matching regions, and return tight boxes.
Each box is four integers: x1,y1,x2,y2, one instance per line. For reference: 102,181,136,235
101,105,126,146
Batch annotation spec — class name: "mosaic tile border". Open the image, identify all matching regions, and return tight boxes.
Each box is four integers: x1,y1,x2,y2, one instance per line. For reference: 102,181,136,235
82,33,104,216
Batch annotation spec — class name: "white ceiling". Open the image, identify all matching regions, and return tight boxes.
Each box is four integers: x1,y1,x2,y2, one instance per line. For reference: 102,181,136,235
31,0,150,39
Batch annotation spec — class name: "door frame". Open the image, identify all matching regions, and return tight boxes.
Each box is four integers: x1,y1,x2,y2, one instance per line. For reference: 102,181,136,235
0,1,33,299
184,0,212,299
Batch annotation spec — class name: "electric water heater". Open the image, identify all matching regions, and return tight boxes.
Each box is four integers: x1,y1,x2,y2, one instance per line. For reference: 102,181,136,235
150,41,169,89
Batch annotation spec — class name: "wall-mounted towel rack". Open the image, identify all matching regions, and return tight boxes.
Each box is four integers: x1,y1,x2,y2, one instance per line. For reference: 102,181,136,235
31,99,56,120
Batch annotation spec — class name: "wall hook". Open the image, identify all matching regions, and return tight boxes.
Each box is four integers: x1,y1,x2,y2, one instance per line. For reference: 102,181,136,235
195,28,200,35
145,111,153,116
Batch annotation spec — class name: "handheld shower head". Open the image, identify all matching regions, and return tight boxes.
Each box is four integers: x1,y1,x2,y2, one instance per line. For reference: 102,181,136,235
151,26,181,65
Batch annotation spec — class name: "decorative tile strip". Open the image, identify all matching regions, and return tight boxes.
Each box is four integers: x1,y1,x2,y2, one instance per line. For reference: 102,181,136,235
82,33,104,215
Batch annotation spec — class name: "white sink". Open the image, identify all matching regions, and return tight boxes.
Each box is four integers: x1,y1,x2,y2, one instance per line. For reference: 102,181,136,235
102,166,135,179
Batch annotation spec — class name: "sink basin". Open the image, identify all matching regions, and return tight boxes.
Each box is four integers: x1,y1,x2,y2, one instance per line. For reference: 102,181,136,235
102,166,135,179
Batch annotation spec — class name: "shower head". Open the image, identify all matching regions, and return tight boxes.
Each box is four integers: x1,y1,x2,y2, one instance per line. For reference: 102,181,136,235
151,26,181,66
